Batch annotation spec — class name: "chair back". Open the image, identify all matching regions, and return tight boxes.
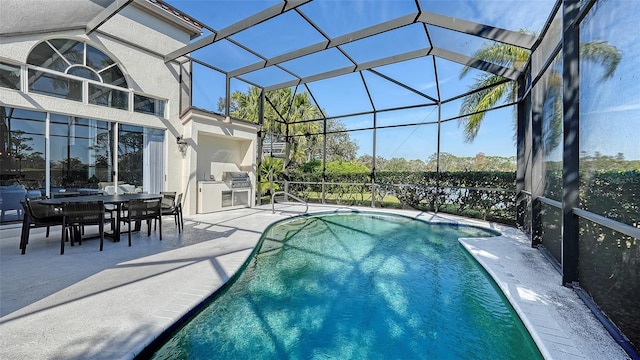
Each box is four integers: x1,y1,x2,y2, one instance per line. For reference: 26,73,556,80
175,193,182,207
26,189,44,199
128,198,162,219
160,192,176,209
62,201,105,224
25,198,60,220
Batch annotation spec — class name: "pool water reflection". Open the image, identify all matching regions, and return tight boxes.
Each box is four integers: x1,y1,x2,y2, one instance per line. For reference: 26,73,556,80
152,212,542,359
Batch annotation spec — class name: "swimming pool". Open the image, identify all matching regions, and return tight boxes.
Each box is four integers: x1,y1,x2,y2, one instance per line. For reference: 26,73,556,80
150,212,542,359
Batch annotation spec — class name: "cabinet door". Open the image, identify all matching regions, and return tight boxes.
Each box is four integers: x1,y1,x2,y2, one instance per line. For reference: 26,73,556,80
232,190,249,206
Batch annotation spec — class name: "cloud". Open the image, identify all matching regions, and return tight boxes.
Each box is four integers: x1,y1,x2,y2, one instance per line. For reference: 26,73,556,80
584,102,640,115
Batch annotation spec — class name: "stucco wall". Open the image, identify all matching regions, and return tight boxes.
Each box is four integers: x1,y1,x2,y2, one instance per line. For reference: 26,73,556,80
0,1,194,198
180,111,259,216
0,1,257,217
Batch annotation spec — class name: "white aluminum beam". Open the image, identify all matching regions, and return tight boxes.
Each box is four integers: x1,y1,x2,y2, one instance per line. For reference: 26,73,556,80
86,0,134,35
263,48,431,91
164,0,312,63
418,11,537,49
228,13,417,78
430,47,521,81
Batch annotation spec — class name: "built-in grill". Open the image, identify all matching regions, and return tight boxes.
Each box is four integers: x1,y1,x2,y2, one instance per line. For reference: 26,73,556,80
223,171,251,188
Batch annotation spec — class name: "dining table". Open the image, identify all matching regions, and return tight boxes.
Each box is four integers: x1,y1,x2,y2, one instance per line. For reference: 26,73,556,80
40,193,163,242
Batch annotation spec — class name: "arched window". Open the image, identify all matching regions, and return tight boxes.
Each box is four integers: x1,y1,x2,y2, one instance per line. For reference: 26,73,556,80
28,39,127,87
27,39,129,109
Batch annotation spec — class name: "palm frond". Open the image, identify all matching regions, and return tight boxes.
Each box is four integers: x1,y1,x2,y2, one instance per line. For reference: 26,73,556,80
580,41,621,80
459,76,511,142
460,37,532,78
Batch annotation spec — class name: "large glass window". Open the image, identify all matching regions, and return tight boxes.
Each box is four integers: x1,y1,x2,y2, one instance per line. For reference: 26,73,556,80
0,62,21,90
1,107,163,224
118,124,144,188
0,107,46,222
28,69,83,101
49,115,113,190
0,107,46,187
134,94,166,117
89,84,128,110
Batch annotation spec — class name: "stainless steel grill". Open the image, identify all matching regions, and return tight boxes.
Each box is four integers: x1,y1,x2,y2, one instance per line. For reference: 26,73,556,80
223,171,251,188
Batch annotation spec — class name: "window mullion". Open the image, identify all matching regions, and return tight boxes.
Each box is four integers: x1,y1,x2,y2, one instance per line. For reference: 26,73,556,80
98,62,118,74
83,80,88,104
47,40,72,68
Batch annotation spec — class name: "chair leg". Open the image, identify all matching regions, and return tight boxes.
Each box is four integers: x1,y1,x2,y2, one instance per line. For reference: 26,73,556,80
20,217,30,255
147,219,151,236
99,221,104,252
46,226,50,238
128,219,132,247
77,226,82,246
61,220,66,255
69,226,80,247
158,215,162,240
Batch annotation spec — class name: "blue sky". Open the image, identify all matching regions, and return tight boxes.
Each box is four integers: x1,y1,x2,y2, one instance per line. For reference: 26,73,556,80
167,0,639,161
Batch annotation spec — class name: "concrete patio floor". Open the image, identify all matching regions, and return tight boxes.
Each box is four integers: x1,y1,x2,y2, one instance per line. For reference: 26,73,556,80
0,203,629,359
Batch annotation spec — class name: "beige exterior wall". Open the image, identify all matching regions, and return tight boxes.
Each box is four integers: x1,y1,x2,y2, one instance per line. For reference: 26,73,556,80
0,1,258,216
180,110,259,216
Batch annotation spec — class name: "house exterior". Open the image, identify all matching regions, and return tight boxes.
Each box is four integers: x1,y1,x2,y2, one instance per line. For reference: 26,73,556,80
0,0,258,222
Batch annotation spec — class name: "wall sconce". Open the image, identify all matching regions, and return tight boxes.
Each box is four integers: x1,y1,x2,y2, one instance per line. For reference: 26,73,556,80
176,135,188,157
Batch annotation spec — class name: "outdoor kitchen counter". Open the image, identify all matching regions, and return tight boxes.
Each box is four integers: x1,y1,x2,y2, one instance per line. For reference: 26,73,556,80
197,181,252,213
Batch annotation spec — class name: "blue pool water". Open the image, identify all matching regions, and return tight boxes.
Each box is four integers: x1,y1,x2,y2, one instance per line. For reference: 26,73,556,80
152,212,542,359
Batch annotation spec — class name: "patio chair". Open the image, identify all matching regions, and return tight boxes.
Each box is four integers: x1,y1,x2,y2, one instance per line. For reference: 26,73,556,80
161,192,183,232
60,201,106,255
121,197,162,246
92,192,117,230
160,192,183,231
20,198,64,254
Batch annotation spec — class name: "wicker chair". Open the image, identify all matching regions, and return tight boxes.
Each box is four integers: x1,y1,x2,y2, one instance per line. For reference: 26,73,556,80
60,201,106,255
160,192,183,232
20,198,64,255
121,198,162,246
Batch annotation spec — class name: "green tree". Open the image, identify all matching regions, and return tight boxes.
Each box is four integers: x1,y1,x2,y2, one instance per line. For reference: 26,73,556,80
322,120,359,162
220,87,321,164
458,32,621,143
219,86,358,164
8,129,33,173
259,156,284,195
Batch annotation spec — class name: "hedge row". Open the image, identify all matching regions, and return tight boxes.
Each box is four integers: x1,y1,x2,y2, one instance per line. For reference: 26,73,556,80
376,171,517,224
275,171,517,224
274,169,639,228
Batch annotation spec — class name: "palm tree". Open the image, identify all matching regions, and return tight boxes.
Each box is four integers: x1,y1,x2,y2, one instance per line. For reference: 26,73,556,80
220,87,324,163
259,156,284,196
458,34,621,143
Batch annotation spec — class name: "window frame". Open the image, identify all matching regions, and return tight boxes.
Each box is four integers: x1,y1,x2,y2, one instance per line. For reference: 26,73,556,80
19,39,169,118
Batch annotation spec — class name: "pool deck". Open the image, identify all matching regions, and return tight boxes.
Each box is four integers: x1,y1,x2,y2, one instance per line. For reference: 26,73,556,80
0,204,629,360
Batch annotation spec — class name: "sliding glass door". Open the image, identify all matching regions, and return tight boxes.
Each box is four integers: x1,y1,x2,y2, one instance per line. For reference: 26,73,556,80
0,107,46,222
1,106,166,223
50,115,113,191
